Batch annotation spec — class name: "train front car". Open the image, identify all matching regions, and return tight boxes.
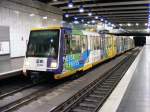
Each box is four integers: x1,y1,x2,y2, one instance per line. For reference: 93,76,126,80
23,27,70,82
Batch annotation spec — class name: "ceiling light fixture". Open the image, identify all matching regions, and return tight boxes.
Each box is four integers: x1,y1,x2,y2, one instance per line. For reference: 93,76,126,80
68,0,73,8
145,23,148,26
95,16,98,19
92,20,96,23
88,9,92,16
136,23,139,26
87,21,90,24
100,18,104,22
88,12,92,16
127,23,131,26
108,22,111,26
79,5,84,13
65,13,69,18
119,24,123,26
112,24,115,27
81,19,84,22
74,20,79,24
105,20,108,23
74,17,78,20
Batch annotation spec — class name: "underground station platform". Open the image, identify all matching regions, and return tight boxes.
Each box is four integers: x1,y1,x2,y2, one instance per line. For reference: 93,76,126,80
0,0,150,112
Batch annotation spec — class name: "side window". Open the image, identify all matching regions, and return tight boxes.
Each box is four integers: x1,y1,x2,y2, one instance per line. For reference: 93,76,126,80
71,35,81,54
94,36,97,50
100,35,104,50
96,36,100,49
90,35,94,50
81,35,88,53
64,34,71,55
93,36,96,50
99,36,102,49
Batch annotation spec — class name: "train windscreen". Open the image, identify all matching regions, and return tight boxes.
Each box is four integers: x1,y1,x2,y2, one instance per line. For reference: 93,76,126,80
26,29,60,59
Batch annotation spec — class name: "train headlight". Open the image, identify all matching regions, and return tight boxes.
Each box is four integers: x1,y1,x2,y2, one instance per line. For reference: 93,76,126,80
51,62,57,68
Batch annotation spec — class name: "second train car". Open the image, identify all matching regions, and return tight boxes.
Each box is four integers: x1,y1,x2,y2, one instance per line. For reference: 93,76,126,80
23,26,134,82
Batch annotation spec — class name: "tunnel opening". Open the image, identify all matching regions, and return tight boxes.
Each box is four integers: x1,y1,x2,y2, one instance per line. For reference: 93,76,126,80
133,36,146,47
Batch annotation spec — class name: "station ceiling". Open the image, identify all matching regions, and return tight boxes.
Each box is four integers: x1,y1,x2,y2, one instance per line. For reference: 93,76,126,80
38,0,150,31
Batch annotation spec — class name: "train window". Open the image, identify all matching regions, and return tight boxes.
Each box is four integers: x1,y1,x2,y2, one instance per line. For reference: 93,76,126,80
71,35,81,54
81,35,88,53
101,37,104,50
105,37,108,48
94,36,96,50
90,35,94,50
96,36,100,50
94,36,97,50
93,36,95,50
26,30,59,58
92,36,95,50
64,34,71,55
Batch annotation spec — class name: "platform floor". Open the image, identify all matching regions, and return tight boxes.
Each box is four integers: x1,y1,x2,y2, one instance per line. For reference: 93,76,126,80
0,57,24,79
116,45,150,112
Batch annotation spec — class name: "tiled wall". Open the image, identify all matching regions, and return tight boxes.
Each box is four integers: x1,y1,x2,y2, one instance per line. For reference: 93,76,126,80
0,0,62,57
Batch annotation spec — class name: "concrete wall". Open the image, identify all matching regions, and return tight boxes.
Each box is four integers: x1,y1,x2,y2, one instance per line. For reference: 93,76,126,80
0,0,62,58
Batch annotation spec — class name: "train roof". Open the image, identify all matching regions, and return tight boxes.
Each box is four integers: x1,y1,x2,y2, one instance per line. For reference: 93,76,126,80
72,29,99,36
31,26,71,31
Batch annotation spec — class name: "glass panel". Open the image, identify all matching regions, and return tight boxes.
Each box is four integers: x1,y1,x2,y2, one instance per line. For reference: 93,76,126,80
26,30,59,59
94,36,96,50
96,36,100,49
70,35,81,54
81,35,88,53
91,36,95,50
64,34,71,54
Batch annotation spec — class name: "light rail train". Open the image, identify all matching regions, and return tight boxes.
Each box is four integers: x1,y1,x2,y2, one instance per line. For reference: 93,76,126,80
23,26,134,82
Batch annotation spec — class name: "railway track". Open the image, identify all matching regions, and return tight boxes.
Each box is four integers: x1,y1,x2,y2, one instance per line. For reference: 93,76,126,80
0,49,140,112
0,83,36,99
0,80,70,112
0,75,33,97
0,74,73,112
0,83,47,112
50,49,140,112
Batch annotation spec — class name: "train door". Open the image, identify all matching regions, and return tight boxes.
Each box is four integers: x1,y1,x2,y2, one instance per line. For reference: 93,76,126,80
101,35,106,59
105,35,109,59
63,33,72,71
113,36,117,56
89,35,94,63
64,33,82,70
95,36,101,61
117,36,121,54
80,35,89,65
70,34,84,69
